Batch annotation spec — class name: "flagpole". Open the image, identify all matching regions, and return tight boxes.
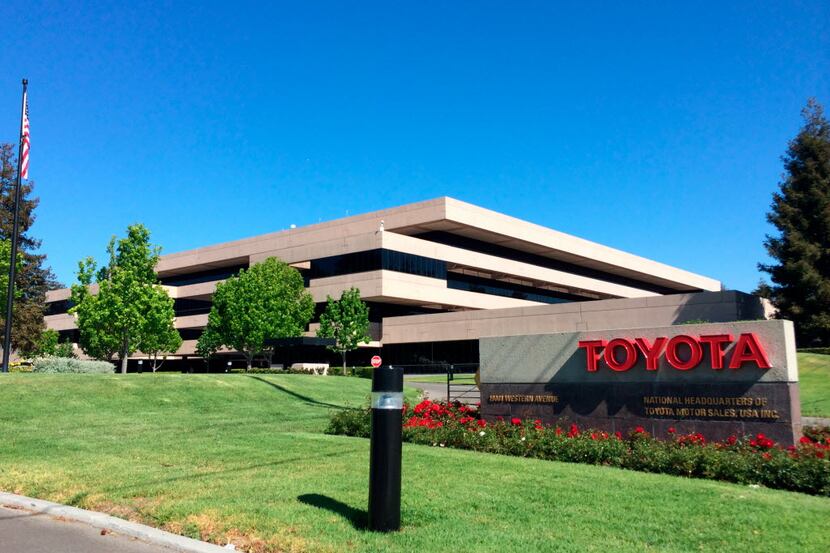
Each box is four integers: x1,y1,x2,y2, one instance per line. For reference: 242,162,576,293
2,78,28,373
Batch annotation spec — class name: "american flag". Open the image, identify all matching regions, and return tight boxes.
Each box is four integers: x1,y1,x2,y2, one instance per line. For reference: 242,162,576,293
20,91,29,180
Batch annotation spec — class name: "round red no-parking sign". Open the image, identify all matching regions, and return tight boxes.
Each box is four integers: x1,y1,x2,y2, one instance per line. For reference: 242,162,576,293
371,355,382,368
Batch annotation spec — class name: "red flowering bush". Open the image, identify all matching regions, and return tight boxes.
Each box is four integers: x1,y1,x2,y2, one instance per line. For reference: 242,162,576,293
326,400,830,496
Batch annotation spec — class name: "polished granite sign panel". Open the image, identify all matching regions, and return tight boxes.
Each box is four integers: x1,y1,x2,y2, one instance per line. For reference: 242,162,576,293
479,320,800,444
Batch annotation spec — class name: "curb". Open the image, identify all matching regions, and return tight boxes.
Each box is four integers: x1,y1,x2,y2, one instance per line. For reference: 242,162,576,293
0,492,230,553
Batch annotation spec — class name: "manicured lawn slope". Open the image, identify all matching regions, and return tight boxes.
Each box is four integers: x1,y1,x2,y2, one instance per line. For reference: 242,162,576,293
799,352,830,418
0,374,828,553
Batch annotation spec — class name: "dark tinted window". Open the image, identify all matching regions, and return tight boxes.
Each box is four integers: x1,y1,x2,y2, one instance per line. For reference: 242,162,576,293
383,339,479,366
447,272,589,304
313,300,448,323
46,299,73,316
174,298,213,317
309,249,447,280
178,328,203,340
415,231,684,294
58,329,80,343
159,264,247,286
309,250,382,279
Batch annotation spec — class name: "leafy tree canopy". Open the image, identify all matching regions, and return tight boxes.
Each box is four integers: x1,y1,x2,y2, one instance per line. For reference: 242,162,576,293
197,257,314,371
759,99,830,345
22,328,75,359
0,144,59,355
316,287,370,375
70,224,178,373
139,289,182,371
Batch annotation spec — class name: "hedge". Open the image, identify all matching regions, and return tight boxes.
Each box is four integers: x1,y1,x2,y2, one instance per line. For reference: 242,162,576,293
327,399,830,497
243,366,374,378
32,357,115,374
798,347,830,355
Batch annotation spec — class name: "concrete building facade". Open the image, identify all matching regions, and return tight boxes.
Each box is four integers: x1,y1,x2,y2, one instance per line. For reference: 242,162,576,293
44,197,758,370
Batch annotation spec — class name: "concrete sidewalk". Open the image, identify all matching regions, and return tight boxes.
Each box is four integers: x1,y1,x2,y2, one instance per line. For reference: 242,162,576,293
0,505,175,553
0,493,231,553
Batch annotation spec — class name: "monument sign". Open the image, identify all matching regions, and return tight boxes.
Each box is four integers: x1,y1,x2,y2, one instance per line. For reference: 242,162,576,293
479,320,800,444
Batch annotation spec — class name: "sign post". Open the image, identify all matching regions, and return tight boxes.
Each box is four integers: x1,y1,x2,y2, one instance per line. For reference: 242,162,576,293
368,364,403,532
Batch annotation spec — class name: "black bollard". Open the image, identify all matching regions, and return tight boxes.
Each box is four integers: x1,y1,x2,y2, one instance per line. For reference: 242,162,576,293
368,365,404,532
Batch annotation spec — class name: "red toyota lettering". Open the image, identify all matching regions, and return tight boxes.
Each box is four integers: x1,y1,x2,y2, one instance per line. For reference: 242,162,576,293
728,333,771,369
604,338,638,371
634,337,667,371
580,333,772,372
577,340,606,372
665,335,704,370
698,334,733,369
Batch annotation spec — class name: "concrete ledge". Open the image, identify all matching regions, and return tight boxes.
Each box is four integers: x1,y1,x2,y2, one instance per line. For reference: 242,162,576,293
0,492,229,553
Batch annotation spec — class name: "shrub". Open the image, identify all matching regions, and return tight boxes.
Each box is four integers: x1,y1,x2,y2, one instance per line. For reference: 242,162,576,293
23,328,76,359
244,367,286,374
327,407,372,437
804,425,830,443
9,361,32,373
328,366,374,379
798,347,830,355
32,357,115,374
327,399,830,497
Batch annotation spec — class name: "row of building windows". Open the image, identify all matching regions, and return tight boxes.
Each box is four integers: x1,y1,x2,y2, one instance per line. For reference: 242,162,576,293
159,264,248,287
174,298,213,317
308,249,447,280
413,231,685,295
382,339,479,368
48,240,652,320
46,299,73,316
447,272,590,304
54,331,537,369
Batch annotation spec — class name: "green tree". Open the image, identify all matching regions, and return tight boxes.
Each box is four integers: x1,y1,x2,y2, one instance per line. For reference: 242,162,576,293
23,328,75,359
0,240,10,315
139,290,182,372
0,239,23,317
0,144,59,355
759,99,830,346
195,324,222,371
70,224,178,373
197,257,314,371
316,287,370,375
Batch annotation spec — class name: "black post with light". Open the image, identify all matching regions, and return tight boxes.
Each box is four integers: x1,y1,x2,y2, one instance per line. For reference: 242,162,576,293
2,79,28,373
368,364,403,532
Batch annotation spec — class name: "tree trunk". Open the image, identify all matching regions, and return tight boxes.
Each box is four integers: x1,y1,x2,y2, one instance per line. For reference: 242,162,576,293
342,350,347,376
120,336,129,374
245,353,252,372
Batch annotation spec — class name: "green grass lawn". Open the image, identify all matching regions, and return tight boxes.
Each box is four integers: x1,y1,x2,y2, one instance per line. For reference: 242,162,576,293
1,374,829,553
799,352,830,418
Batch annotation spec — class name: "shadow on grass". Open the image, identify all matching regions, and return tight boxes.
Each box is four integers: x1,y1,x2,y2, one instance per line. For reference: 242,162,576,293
245,376,347,409
297,494,367,530
106,446,363,495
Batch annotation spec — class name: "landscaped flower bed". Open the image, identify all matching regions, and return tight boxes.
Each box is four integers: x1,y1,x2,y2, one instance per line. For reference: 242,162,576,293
327,399,830,496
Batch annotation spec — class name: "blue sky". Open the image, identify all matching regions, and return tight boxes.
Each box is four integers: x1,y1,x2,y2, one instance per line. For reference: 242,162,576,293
1,1,828,291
